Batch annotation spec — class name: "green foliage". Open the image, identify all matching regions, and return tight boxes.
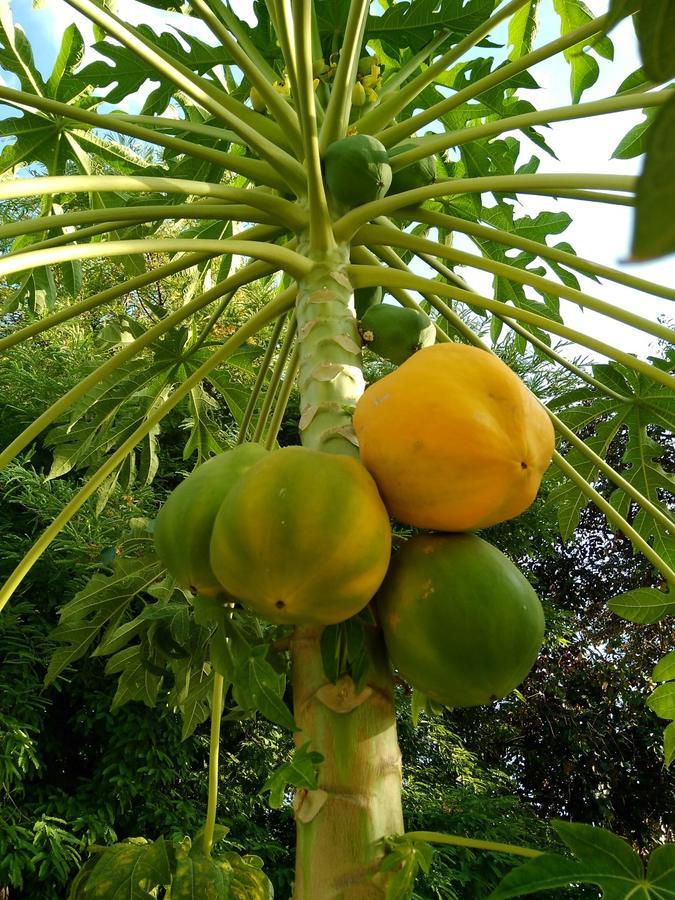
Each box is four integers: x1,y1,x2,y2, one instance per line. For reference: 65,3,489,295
553,0,614,103
490,821,675,898
68,834,274,900
632,93,675,261
261,743,324,809
548,353,675,567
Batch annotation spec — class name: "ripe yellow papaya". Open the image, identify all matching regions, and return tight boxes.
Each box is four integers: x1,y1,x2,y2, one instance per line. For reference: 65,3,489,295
377,533,545,707
209,446,392,625
360,304,435,365
353,343,555,531
153,444,268,596
324,134,392,208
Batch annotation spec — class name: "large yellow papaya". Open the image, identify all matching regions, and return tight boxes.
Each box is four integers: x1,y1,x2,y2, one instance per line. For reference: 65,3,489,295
153,444,267,596
209,446,392,625
353,343,555,531
377,533,545,708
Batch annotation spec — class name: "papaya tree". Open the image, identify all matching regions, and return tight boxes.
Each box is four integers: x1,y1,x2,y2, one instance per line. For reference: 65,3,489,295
0,0,673,897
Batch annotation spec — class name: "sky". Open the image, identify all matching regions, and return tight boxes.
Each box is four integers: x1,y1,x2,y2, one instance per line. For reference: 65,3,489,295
5,0,674,363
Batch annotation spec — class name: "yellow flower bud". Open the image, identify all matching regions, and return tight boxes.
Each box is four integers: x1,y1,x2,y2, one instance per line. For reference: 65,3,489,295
351,81,367,107
362,66,381,89
249,85,267,113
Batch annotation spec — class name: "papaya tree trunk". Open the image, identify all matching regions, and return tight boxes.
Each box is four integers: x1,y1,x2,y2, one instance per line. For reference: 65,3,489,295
291,245,404,898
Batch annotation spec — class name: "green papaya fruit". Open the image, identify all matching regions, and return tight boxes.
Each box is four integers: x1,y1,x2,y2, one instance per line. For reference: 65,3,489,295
324,134,392,208
154,444,268,596
377,533,545,708
354,284,383,319
359,303,435,365
388,139,436,195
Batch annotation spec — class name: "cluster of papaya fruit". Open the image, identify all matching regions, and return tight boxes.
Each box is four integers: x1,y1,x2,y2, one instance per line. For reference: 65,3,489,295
354,342,555,707
154,443,392,626
323,132,436,209
154,343,553,709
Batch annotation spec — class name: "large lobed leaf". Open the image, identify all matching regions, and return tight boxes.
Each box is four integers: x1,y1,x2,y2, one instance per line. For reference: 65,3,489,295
490,821,675,899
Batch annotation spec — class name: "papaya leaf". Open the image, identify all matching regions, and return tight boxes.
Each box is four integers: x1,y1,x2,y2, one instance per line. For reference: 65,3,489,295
631,92,675,261
222,853,274,900
635,0,675,82
608,587,675,625
654,650,675,682
508,0,540,60
75,837,173,900
548,358,674,550
260,742,324,809
647,649,675,757
552,0,613,103
232,645,296,732
362,0,500,59
106,644,164,710
489,820,673,899
379,834,434,900
612,108,659,161
320,616,372,691
173,661,215,740
603,0,640,36
647,683,675,721
45,553,164,684
71,26,233,109
170,851,232,900
664,722,675,768
182,385,226,464
0,4,46,94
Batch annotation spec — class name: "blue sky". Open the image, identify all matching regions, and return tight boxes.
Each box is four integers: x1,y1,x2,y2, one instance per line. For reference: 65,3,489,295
5,0,673,360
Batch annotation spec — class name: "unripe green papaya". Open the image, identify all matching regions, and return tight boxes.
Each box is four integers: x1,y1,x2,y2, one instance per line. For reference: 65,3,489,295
377,533,545,708
354,284,383,319
359,303,435,365
154,444,268,597
388,139,436,195
324,134,392,208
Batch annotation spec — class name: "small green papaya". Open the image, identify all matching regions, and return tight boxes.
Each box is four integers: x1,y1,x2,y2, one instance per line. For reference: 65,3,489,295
153,444,267,597
388,139,436,195
324,134,392,208
359,303,435,365
377,533,545,708
354,284,383,319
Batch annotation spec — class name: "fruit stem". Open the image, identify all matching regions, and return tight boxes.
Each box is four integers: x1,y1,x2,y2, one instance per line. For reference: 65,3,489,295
405,831,544,859
202,673,225,857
